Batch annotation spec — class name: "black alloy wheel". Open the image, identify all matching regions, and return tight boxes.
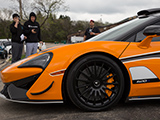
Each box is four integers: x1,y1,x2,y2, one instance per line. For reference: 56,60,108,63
66,54,124,111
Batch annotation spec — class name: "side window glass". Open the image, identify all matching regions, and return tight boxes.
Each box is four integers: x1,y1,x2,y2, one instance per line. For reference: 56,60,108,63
135,30,146,42
126,35,136,42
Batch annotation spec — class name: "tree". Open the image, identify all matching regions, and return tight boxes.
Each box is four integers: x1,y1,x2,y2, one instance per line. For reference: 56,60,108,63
33,0,68,27
0,9,13,40
0,9,13,20
18,0,23,19
10,0,30,20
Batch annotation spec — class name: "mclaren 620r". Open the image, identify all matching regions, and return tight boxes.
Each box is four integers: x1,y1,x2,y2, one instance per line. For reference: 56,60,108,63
1,8,160,111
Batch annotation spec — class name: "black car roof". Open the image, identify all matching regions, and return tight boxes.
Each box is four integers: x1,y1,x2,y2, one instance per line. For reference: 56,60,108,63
138,8,160,18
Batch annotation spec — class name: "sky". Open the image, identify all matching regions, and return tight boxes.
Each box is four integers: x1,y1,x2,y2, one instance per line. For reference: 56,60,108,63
1,0,160,23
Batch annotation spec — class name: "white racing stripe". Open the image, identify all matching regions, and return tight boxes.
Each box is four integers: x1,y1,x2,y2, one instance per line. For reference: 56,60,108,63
120,50,160,60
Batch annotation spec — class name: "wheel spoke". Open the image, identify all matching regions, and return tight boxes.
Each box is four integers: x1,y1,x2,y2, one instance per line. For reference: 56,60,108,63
80,70,92,80
104,81,119,85
100,67,111,79
98,63,104,77
97,90,104,105
80,87,91,97
104,86,116,94
101,89,110,100
76,78,90,83
86,64,93,77
95,90,97,98
76,84,90,89
86,89,94,102
93,90,98,105
91,65,95,78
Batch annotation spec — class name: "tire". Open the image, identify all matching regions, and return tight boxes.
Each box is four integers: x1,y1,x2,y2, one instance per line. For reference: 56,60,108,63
2,51,8,59
66,54,124,111
9,49,12,54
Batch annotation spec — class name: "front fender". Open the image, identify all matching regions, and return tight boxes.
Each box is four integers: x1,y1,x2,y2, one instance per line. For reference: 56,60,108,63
45,41,130,73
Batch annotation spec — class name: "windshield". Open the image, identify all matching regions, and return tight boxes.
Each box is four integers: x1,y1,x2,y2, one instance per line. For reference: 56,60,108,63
87,17,154,42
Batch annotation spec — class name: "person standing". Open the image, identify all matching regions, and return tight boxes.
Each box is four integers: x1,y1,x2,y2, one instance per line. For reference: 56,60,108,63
24,12,43,57
84,20,100,41
10,13,26,63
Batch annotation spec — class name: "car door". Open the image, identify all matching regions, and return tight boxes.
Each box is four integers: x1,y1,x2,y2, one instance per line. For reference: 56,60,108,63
120,30,160,98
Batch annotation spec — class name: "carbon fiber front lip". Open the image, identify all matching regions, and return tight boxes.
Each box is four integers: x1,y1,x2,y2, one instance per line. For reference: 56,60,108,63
0,93,63,104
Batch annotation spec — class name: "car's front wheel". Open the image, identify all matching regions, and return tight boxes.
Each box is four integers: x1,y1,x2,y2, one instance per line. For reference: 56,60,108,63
66,54,124,111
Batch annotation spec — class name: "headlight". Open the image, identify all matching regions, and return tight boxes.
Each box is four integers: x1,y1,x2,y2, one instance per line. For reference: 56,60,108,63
18,52,53,69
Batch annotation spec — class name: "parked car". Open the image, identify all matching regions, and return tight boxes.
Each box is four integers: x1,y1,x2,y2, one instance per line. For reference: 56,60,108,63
2,8,160,111
3,41,12,54
0,41,8,59
1,41,47,55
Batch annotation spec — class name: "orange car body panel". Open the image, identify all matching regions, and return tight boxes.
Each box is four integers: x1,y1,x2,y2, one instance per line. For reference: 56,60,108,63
120,41,160,97
26,71,63,100
1,67,43,83
44,41,129,73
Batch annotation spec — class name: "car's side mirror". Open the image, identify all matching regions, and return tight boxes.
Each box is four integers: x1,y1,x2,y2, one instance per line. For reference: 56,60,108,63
138,25,160,49
143,25,160,36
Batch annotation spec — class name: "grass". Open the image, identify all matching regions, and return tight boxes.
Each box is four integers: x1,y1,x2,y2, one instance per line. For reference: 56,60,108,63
21,54,26,59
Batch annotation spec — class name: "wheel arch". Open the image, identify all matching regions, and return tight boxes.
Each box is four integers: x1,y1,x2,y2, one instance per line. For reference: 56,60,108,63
62,52,130,103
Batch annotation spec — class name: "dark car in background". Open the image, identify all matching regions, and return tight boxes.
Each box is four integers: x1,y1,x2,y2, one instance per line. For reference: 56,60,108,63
0,41,8,59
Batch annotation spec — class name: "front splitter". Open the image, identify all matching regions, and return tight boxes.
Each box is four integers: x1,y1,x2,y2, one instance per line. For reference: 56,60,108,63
0,93,63,104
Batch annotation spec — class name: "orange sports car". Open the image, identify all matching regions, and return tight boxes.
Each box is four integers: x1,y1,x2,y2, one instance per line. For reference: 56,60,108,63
1,8,160,111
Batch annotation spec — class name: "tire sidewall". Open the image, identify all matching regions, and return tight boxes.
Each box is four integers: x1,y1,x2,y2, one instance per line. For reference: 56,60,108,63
9,49,12,54
66,54,124,111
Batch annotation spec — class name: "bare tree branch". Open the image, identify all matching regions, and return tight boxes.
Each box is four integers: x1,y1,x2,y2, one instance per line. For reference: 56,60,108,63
33,0,67,26
22,7,28,20
1,0,68,26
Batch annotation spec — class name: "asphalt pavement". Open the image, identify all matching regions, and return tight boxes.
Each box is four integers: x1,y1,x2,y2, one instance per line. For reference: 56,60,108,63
0,58,4,64
0,85,160,120
0,43,160,120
